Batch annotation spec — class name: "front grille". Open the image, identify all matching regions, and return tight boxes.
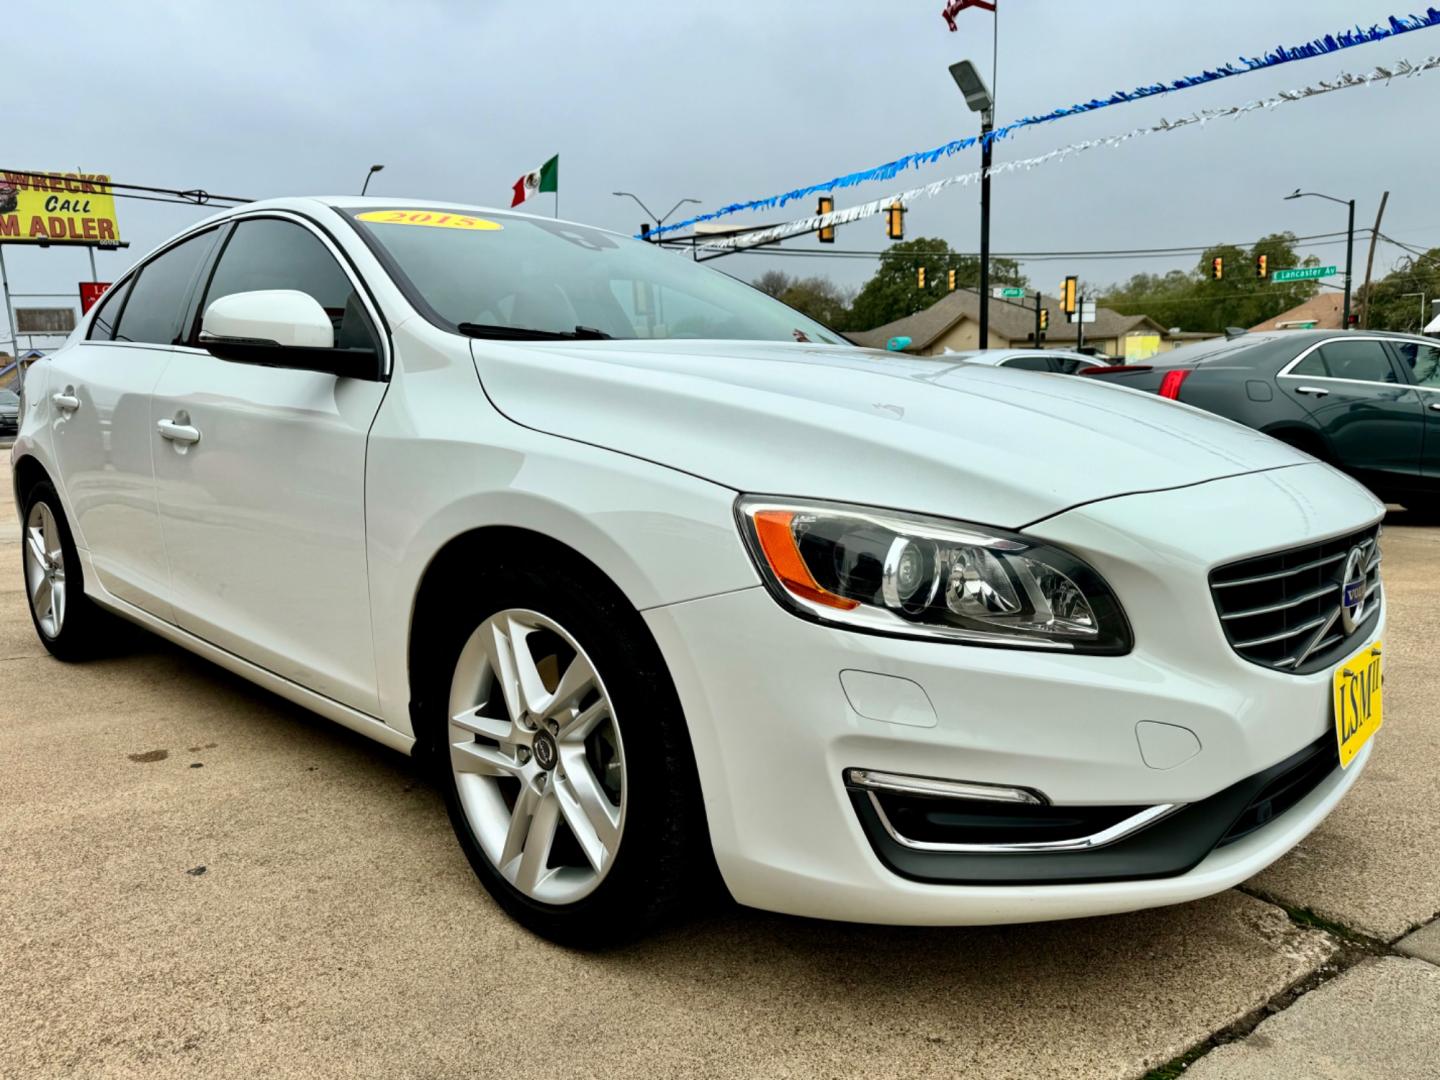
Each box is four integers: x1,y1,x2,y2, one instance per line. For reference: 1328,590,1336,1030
1209,524,1382,674
1217,735,1338,846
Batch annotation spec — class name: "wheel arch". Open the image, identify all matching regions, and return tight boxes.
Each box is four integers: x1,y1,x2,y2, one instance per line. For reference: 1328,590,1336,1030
11,453,53,512
406,525,666,750
1260,422,1333,463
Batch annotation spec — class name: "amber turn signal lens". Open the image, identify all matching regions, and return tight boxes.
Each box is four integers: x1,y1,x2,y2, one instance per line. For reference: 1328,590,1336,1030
752,510,859,610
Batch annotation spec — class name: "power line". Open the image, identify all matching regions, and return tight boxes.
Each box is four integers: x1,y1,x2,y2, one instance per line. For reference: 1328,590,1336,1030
0,169,252,207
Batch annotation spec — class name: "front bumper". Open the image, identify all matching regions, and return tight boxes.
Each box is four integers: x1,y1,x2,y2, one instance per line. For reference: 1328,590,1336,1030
644,464,1384,925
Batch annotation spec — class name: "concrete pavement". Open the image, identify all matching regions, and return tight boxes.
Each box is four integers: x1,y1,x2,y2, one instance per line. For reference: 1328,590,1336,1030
1,470,1437,1079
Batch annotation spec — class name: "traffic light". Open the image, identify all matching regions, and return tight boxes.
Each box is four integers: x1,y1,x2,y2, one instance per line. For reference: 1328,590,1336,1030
1039,307,1049,331
947,268,956,291
1211,256,1224,280
885,200,905,240
917,266,926,289
817,196,834,243
1256,253,1268,279
1061,275,1077,314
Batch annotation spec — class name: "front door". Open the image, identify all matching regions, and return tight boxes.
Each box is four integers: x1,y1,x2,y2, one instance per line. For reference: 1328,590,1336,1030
47,227,220,618
1389,338,1440,486
1277,337,1424,493
149,214,388,712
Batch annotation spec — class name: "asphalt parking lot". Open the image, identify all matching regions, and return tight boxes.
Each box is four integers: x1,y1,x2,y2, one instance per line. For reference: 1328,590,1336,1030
2,470,1438,1080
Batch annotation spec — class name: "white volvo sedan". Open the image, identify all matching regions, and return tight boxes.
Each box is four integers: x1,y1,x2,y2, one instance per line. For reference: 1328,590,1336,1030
13,198,1385,944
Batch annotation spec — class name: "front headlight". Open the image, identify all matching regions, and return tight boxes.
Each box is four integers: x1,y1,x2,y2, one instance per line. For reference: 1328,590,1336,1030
736,496,1131,654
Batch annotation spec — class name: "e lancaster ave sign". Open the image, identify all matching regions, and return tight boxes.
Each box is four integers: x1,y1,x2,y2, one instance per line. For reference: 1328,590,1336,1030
0,171,121,244
1272,265,1337,283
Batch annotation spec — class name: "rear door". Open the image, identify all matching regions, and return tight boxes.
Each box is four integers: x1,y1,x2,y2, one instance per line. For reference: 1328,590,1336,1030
1389,337,1440,483
46,227,220,618
1277,336,1423,491
150,213,388,711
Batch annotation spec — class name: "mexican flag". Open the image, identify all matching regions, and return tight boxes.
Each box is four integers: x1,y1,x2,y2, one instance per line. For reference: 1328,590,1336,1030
511,155,558,207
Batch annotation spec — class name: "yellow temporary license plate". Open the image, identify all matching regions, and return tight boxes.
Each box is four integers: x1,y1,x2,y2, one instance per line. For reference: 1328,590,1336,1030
1333,639,1383,768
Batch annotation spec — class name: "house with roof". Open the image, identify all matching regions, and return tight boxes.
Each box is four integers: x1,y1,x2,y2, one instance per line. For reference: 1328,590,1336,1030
1248,293,1344,332
849,290,1213,358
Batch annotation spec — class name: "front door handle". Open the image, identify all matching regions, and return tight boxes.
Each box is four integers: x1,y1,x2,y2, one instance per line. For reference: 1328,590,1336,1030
1294,385,1330,397
51,391,80,411
156,419,201,445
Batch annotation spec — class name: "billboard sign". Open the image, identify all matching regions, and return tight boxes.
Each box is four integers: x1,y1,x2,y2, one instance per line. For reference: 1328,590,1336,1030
79,282,112,313
0,171,121,245
16,307,77,334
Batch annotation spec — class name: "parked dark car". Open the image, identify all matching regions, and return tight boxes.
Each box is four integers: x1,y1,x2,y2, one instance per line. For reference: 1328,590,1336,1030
1080,330,1440,507
0,390,19,438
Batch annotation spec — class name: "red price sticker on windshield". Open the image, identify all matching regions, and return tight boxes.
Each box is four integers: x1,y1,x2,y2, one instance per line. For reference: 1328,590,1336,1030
356,210,502,231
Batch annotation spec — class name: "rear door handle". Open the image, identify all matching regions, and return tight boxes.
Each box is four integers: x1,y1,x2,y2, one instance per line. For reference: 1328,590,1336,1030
1294,385,1330,397
51,392,80,411
156,419,201,445
1429,401,1440,412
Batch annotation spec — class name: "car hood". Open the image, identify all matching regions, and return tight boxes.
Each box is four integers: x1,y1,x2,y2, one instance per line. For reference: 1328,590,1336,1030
472,339,1310,528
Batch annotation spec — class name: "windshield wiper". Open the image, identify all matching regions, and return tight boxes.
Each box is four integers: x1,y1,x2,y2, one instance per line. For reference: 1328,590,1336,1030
457,322,613,341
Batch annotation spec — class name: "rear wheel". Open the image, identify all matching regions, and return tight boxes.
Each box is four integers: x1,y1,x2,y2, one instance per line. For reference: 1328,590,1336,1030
21,482,109,660
424,559,709,946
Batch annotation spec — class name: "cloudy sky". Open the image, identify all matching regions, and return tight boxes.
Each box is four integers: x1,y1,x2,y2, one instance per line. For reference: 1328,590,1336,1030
7,0,1437,342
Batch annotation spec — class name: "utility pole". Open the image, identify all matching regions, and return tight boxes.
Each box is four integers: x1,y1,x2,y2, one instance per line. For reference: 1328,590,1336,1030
1359,190,1389,329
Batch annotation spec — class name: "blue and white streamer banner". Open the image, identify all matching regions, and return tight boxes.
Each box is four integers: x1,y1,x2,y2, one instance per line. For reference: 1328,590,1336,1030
689,56,1440,253
649,7,1440,239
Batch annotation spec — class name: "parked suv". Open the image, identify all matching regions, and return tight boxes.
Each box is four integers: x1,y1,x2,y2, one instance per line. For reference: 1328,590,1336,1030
1083,330,1440,507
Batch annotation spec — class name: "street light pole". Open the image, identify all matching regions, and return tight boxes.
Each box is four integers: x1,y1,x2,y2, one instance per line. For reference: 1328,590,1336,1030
978,110,994,347
612,192,701,243
1285,188,1356,329
949,60,995,347
361,164,384,196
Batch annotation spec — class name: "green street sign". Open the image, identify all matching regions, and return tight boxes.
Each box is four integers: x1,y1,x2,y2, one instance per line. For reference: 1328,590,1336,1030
1272,265,1337,282
994,286,1026,298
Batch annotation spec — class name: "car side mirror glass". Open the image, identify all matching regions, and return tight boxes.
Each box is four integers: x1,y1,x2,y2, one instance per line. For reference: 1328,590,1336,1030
199,290,382,381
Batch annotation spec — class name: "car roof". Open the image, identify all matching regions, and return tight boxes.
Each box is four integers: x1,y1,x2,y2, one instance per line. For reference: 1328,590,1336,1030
944,348,1091,365
1156,328,1439,367
189,195,624,238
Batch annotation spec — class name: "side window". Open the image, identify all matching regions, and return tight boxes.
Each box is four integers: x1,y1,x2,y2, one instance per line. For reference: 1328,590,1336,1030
1393,340,1440,388
1289,349,1329,377
199,219,377,351
86,277,133,341
113,230,219,346
1316,340,1396,384
1002,355,1053,372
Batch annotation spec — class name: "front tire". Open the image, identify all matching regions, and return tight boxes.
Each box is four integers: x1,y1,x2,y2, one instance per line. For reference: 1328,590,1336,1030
423,560,709,946
20,481,108,661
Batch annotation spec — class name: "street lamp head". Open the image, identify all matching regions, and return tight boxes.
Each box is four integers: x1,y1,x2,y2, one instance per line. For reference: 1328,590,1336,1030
1284,188,1303,200
948,60,993,114
369,164,384,174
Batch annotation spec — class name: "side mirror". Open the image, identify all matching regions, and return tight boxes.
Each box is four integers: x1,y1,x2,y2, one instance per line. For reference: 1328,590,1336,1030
199,290,382,380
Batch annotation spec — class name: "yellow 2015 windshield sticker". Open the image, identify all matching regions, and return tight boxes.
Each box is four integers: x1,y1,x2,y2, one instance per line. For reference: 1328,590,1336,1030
356,210,503,231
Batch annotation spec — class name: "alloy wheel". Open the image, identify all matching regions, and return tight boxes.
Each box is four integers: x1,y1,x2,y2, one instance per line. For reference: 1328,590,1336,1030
447,608,626,905
24,501,66,638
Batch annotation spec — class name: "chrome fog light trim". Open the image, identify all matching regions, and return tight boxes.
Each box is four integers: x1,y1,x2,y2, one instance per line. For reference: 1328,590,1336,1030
844,767,1047,805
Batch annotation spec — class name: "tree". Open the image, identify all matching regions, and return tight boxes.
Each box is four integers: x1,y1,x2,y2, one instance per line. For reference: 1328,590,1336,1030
847,237,1025,331
753,269,792,299
1361,248,1440,332
778,276,854,330
1100,232,1320,332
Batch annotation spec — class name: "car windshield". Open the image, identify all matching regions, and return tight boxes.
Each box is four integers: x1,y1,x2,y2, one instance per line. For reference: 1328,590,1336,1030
343,207,847,345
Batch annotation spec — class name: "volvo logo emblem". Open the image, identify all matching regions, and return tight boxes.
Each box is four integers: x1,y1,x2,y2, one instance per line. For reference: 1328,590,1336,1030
1339,546,1368,634
533,732,558,771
